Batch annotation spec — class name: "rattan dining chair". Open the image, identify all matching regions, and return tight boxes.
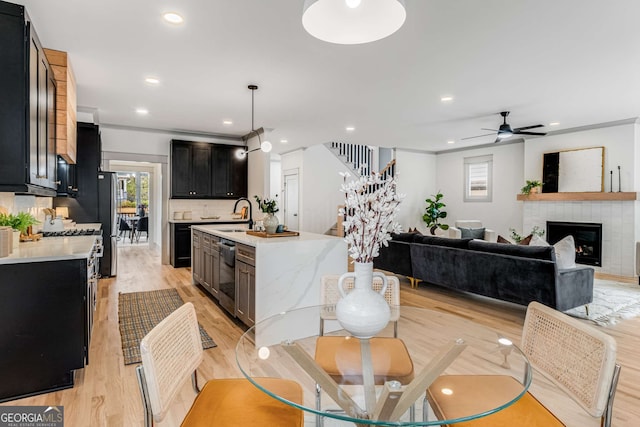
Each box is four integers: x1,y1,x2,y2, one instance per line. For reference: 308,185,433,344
315,274,414,426
136,302,303,427
425,301,621,427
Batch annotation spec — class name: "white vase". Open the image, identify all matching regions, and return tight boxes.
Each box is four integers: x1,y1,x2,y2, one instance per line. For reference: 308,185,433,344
263,213,278,234
335,262,391,339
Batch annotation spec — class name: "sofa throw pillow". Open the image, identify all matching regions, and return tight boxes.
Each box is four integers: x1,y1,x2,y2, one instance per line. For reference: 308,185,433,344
460,227,485,240
529,234,550,247
496,234,532,245
553,235,576,269
497,235,512,244
519,234,533,245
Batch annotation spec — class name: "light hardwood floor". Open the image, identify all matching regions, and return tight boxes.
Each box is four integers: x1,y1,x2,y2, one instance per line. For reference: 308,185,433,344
2,245,638,426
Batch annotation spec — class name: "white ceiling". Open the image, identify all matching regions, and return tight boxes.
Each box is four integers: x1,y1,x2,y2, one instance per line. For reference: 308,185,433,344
17,0,640,154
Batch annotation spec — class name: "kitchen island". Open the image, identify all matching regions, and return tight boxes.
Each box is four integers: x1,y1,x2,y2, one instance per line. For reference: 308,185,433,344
169,218,249,267
191,225,347,346
0,233,100,402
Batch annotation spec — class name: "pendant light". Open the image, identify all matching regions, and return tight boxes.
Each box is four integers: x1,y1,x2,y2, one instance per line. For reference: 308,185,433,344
302,0,406,45
237,85,272,159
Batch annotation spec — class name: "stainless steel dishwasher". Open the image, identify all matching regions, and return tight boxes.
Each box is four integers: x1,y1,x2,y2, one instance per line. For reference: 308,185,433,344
218,239,236,316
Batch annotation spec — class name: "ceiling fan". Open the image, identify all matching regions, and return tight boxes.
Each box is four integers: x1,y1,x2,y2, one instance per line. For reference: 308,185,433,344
462,111,547,143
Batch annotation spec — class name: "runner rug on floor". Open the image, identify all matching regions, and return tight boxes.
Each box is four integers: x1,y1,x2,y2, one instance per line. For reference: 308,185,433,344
118,288,216,364
564,279,640,326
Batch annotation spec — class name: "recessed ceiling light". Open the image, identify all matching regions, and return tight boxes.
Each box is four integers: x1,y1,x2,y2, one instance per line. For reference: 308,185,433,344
135,108,149,115
440,96,454,102
346,126,355,132
223,120,233,125
549,122,560,126
144,77,160,85
447,140,455,144
280,139,288,144
163,12,184,24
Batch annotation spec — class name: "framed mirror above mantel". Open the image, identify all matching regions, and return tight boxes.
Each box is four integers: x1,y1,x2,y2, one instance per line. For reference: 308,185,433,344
542,146,605,193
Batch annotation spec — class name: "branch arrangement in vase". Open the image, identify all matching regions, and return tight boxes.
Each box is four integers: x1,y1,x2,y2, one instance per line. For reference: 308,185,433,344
254,195,279,213
339,172,404,263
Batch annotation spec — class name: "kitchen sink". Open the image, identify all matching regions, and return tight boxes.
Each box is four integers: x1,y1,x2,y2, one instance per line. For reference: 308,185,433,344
217,229,247,232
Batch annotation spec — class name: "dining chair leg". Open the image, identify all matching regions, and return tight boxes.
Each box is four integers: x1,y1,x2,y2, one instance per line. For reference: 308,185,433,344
422,396,429,422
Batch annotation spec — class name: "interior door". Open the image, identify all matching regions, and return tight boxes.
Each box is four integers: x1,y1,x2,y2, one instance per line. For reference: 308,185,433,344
283,169,299,230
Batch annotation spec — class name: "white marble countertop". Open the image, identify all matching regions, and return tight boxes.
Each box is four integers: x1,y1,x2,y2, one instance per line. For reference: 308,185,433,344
169,218,249,224
0,235,98,265
191,224,342,247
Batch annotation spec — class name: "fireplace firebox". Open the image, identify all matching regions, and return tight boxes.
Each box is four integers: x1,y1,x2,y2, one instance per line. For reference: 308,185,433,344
546,221,602,266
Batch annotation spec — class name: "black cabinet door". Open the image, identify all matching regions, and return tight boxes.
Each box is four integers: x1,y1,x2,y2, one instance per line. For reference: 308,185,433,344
171,140,212,198
171,223,192,268
171,142,192,197
211,146,231,197
28,23,57,190
191,144,212,197
211,145,247,198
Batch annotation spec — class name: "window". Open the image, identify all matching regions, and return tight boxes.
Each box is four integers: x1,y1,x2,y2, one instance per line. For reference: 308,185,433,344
464,155,492,202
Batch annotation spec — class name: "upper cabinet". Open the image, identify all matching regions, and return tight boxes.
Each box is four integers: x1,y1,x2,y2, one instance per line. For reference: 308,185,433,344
211,145,248,198
0,2,57,195
170,140,247,199
44,49,77,165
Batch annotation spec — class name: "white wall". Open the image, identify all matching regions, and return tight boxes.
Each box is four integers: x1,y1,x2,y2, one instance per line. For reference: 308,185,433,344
524,121,637,192
100,126,242,156
301,145,349,234
395,150,437,233
436,142,525,238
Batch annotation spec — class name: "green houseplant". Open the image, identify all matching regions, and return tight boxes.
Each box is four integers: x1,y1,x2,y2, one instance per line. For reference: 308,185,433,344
0,212,39,236
520,180,542,195
422,192,449,235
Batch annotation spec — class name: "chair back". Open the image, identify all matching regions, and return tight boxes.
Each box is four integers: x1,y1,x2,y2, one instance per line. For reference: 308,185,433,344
139,302,203,423
137,216,149,231
522,302,618,418
455,220,483,229
119,216,131,231
320,274,400,335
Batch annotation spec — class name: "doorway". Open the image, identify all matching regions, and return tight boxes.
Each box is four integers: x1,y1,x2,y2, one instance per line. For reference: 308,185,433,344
283,169,299,230
115,171,150,245
108,160,160,249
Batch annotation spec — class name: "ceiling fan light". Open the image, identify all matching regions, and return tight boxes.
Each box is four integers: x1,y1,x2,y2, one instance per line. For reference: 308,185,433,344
302,0,406,45
497,132,512,139
236,148,247,159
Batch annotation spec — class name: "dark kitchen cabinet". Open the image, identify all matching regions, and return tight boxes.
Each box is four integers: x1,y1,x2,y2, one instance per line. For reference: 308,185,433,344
171,222,193,268
0,258,88,402
0,1,57,196
56,156,78,197
172,221,247,268
212,145,248,198
171,140,212,198
170,140,247,199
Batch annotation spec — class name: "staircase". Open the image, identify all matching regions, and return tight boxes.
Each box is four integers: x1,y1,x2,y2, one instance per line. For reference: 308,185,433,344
326,142,373,176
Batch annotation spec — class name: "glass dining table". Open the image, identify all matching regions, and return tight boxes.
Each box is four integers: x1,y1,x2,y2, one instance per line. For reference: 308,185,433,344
236,305,531,426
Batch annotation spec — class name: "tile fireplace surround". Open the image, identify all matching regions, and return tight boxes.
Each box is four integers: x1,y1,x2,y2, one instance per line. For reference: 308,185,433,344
522,199,638,277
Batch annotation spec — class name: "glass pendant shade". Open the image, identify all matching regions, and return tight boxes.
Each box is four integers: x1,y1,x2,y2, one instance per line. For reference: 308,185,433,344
302,0,406,45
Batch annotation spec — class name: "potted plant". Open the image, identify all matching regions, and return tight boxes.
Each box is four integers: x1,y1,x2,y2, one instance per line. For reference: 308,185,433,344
0,212,38,235
254,195,279,233
422,192,449,235
521,180,542,195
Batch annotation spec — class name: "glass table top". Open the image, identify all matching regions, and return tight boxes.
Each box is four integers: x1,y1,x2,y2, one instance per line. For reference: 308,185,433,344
236,305,531,426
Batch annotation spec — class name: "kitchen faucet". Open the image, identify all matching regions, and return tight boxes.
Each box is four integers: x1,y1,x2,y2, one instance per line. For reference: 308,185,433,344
233,197,253,229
